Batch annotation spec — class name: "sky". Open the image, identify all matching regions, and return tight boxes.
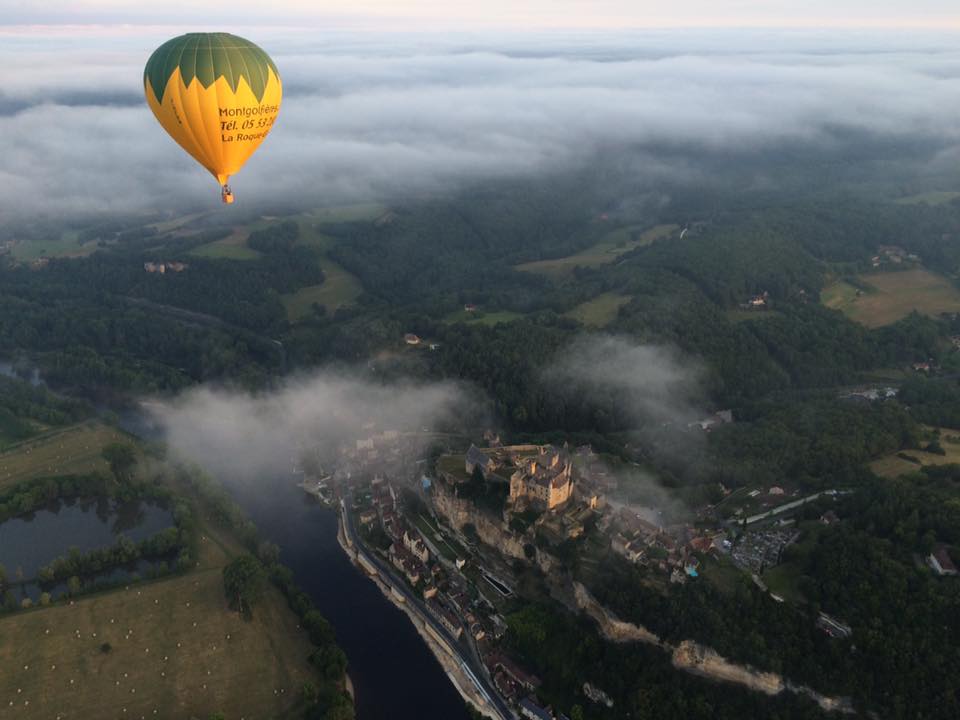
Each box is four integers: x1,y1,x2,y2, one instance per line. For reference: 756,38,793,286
2,0,959,29
2,26,960,222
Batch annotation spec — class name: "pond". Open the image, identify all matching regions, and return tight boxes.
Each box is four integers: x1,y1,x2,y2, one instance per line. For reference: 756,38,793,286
0,498,174,600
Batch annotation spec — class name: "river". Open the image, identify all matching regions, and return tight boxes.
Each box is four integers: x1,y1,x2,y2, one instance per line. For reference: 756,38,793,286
229,476,471,720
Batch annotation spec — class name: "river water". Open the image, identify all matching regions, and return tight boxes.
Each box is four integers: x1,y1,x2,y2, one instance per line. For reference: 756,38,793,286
229,477,470,720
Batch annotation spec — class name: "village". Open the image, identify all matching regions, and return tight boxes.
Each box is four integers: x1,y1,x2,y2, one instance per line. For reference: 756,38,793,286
293,418,879,720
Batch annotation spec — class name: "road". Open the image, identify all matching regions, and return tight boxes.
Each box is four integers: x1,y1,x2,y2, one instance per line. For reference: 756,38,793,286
340,497,515,720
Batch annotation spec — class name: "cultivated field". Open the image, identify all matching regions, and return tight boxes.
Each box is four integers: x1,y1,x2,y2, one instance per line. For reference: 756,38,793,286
564,292,631,327
822,269,960,327
0,519,316,720
0,423,129,492
515,223,678,277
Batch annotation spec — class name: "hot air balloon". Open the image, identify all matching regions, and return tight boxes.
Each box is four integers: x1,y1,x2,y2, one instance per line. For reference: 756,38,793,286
143,33,282,204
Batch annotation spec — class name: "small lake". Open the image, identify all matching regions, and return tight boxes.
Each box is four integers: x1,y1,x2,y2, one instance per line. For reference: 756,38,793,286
0,498,174,585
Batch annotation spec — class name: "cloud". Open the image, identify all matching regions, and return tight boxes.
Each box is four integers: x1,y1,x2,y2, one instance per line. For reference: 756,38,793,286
545,335,707,518
546,335,704,427
148,371,479,485
3,28,960,221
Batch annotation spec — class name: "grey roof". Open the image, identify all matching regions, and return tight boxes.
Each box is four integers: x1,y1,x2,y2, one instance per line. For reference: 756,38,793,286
466,444,492,468
520,697,553,720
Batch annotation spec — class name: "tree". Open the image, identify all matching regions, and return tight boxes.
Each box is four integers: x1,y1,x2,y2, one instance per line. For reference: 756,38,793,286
257,541,281,567
223,554,266,616
67,576,81,596
39,592,51,606
102,443,137,483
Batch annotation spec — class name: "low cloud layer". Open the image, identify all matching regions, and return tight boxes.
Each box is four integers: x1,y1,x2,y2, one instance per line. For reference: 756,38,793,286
3,28,960,221
150,371,476,484
546,335,703,427
545,335,707,519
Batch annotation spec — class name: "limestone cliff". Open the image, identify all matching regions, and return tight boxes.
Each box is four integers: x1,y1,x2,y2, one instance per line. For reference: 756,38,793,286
432,484,527,560
672,640,784,695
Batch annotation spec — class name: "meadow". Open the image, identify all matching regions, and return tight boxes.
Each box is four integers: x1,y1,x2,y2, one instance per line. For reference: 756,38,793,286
11,232,99,262
871,429,960,478
563,292,632,327
514,223,678,277
0,423,128,492
822,269,960,327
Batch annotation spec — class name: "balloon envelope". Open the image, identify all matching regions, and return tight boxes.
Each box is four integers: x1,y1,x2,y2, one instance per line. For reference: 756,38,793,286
143,33,282,191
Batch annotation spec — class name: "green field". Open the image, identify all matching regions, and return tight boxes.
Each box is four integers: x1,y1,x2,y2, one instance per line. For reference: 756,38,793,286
514,223,678,277
822,269,960,327
282,260,364,321
148,211,211,235
0,422,129,491
442,310,526,326
894,191,960,206
12,232,99,262
871,430,960,477
188,228,262,261
436,454,469,483
281,217,365,321
0,508,316,720
564,292,631,327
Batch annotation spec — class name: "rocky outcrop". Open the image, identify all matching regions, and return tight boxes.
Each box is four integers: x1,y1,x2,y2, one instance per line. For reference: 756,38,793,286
672,640,784,695
432,484,527,560
574,582,854,714
573,582,662,646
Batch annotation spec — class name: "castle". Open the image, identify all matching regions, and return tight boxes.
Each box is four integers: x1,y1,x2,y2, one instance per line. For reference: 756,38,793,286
507,446,573,510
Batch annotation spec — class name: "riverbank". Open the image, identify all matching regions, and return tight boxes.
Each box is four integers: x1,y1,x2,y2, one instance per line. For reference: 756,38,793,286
334,510,500,720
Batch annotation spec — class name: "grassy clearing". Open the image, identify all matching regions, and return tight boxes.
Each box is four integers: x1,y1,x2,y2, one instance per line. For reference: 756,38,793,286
514,223,678,277
871,430,960,477
436,454,469,483
700,555,746,595
895,191,960,206
282,263,364,321
442,310,526,326
0,508,316,720
188,228,261,261
564,292,631,327
0,423,129,492
12,233,99,262
280,218,365,322
147,212,210,234
822,269,960,327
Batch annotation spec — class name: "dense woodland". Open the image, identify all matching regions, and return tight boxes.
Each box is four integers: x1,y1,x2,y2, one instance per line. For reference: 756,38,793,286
4,162,960,718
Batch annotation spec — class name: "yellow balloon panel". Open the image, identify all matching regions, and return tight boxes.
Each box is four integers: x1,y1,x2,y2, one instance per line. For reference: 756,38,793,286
145,67,282,185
